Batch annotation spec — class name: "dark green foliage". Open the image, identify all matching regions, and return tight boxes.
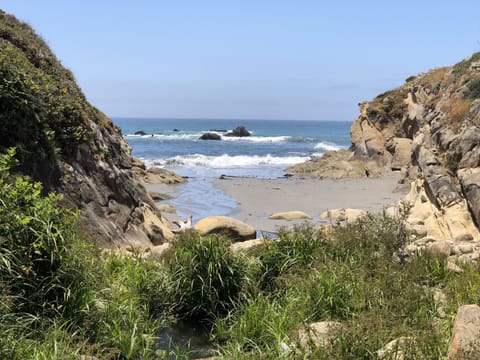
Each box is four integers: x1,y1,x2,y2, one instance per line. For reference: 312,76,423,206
255,224,323,291
0,148,84,318
464,78,480,99
453,52,480,74
166,231,248,322
0,10,113,187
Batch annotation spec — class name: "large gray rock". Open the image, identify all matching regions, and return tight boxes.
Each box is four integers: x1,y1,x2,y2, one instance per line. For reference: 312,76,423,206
449,304,480,358
459,169,480,227
194,216,256,241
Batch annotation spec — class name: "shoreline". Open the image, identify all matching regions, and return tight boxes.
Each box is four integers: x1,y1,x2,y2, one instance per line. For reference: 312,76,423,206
214,172,409,232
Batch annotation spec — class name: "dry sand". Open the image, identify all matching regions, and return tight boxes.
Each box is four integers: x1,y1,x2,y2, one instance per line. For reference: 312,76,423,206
215,172,409,233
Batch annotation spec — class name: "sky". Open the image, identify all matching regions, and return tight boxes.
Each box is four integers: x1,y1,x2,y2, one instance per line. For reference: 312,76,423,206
1,1,480,121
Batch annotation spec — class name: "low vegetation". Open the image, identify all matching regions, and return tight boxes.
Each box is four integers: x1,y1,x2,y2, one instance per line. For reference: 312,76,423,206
1,147,480,359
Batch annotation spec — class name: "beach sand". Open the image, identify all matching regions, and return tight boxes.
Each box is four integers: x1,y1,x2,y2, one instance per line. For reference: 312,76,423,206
215,172,409,233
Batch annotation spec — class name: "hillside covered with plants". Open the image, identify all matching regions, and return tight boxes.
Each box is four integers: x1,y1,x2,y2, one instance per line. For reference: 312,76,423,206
0,10,172,247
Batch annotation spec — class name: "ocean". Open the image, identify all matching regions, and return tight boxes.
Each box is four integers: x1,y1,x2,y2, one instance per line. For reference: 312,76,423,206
114,118,352,219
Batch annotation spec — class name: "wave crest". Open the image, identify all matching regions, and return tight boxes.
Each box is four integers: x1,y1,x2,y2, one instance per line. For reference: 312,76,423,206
145,154,309,168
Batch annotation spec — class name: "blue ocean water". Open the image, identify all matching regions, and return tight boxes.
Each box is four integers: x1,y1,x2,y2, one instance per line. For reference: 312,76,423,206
114,118,352,219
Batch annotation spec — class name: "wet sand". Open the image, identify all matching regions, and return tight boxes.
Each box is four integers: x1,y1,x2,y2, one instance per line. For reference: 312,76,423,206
215,172,409,232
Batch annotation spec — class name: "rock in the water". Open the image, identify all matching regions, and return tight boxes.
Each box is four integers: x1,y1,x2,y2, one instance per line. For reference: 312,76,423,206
199,132,221,140
194,216,256,241
225,126,251,137
134,130,147,136
320,208,367,223
449,304,480,358
269,211,311,220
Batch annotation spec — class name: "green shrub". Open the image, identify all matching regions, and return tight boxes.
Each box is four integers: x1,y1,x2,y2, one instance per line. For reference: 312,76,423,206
166,231,248,322
0,148,87,319
464,78,480,99
254,223,324,291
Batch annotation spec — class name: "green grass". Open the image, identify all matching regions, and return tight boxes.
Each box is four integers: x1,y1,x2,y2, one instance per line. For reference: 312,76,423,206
2,147,480,358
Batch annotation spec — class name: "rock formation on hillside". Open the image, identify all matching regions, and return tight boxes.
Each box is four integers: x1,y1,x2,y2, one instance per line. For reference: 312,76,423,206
0,10,179,247
288,53,480,244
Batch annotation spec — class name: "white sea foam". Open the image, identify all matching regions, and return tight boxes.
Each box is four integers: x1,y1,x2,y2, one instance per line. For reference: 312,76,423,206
126,133,202,140
221,135,290,143
313,141,343,152
126,133,290,143
146,154,309,169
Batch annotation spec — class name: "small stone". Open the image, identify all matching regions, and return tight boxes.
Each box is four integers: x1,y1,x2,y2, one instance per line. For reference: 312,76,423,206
452,246,462,256
447,261,464,273
377,336,413,359
405,244,418,253
429,241,452,257
470,252,480,261
297,321,341,349
454,233,474,242
458,244,474,254
150,243,171,259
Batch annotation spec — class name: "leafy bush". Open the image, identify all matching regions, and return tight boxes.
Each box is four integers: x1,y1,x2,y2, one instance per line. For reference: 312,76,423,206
0,148,87,318
254,223,324,291
166,231,248,322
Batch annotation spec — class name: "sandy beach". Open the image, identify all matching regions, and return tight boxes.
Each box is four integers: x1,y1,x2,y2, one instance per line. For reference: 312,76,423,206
214,172,409,232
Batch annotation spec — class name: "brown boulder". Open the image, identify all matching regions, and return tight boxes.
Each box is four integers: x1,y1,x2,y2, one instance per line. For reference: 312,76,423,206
194,216,256,241
449,304,480,358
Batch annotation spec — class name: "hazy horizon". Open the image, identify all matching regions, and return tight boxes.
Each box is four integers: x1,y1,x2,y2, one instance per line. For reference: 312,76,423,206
3,1,480,121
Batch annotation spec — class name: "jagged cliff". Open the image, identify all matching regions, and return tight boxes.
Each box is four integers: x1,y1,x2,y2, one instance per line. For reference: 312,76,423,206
289,53,480,247
0,10,176,247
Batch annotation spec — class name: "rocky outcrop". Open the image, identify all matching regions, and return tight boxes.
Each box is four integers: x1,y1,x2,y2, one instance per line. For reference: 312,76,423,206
194,216,256,241
0,11,178,247
225,126,251,137
288,53,480,245
199,132,221,140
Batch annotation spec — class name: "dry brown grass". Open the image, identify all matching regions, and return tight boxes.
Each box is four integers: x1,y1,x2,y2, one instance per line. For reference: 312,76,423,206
441,96,472,127
420,67,451,91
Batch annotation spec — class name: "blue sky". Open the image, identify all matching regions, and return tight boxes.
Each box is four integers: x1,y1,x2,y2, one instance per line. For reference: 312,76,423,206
2,1,480,121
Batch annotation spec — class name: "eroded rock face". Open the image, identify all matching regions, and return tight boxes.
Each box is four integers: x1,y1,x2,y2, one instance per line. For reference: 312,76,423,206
288,54,480,244
0,11,177,247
